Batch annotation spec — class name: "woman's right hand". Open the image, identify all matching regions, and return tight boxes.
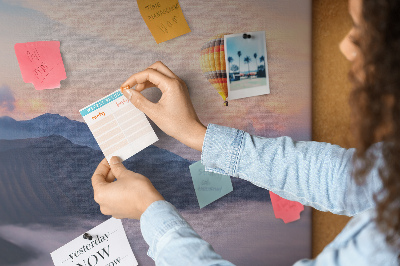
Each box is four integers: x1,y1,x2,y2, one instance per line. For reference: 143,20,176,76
120,61,207,152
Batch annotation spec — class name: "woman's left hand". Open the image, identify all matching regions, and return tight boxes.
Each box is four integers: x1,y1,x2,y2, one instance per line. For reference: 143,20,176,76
91,157,164,219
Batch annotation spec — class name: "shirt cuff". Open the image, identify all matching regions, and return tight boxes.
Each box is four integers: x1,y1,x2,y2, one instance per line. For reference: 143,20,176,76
201,123,245,176
140,200,191,260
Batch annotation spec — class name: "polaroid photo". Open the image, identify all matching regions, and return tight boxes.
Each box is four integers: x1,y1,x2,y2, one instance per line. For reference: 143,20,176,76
224,31,270,100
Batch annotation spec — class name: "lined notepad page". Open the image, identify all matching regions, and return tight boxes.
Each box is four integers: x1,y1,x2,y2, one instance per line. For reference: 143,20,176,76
79,89,158,162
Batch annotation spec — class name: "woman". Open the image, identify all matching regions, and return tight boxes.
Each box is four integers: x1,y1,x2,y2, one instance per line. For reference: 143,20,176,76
91,0,400,264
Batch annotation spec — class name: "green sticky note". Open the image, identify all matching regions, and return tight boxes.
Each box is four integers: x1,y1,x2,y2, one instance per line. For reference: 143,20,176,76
189,161,233,208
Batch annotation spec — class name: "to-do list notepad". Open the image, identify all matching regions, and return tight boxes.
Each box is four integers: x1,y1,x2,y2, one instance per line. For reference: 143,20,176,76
79,89,158,162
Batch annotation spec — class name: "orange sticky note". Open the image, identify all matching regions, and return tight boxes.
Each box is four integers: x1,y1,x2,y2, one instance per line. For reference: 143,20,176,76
137,0,191,44
269,191,304,224
14,41,66,90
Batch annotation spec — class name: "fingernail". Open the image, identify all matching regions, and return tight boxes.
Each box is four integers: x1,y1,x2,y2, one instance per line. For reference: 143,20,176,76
125,89,133,100
110,156,122,165
121,85,130,91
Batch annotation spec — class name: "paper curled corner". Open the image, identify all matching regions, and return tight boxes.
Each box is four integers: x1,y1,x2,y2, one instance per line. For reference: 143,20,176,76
269,191,304,224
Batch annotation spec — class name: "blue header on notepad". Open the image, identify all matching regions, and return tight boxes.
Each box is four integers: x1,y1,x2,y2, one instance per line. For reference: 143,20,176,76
80,91,123,116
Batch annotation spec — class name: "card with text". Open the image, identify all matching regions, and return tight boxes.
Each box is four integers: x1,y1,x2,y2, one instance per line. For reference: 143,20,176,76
189,161,233,208
51,218,137,266
79,89,158,162
137,0,191,43
14,41,66,90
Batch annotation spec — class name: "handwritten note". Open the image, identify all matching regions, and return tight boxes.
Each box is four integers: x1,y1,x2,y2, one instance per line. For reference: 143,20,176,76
51,218,137,266
137,0,191,43
269,191,304,224
14,41,66,90
189,161,233,208
79,89,158,163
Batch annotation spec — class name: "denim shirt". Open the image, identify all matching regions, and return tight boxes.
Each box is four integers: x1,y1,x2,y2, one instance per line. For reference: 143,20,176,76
140,124,399,265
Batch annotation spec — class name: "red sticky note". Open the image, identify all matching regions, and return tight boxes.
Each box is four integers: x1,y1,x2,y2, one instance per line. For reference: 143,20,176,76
14,41,66,90
270,191,304,224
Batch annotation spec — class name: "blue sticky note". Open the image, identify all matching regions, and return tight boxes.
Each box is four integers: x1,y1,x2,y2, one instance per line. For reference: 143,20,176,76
189,161,233,208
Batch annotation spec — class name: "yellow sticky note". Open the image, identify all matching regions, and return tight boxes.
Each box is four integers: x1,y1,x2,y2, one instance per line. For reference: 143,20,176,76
137,0,191,44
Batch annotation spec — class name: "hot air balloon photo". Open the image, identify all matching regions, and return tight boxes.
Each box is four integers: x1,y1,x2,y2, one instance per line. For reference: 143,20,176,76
200,33,230,106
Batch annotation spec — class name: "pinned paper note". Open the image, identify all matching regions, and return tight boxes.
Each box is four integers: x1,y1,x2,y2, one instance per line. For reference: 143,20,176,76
189,161,233,208
269,191,304,224
80,89,158,163
137,0,191,43
14,41,66,90
51,218,138,266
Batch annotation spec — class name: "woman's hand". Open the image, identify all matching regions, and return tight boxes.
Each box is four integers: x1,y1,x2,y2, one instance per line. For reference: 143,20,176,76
120,61,207,152
91,157,164,220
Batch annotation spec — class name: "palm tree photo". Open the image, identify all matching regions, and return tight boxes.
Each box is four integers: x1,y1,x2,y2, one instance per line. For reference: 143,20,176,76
225,31,268,91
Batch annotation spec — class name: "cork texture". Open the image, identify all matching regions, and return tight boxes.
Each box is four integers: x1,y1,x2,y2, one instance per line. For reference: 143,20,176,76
312,0,354,257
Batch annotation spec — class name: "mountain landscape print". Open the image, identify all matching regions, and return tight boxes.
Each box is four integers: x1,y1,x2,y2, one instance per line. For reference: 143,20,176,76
0,114,311,265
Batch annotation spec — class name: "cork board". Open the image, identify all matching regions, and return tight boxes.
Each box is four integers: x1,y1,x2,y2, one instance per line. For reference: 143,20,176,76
312,0,353,257
0,0,354,263
0,0,312,265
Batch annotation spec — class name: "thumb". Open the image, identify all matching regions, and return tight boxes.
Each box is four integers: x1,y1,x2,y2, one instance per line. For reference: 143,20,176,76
109,156,128,178
122,88,154,115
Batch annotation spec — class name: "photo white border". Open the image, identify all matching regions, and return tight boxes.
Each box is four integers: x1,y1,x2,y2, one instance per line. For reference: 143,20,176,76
225,31,270,101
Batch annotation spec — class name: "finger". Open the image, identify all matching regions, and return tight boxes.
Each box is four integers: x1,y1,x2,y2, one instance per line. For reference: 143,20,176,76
136,83,146,91
135,81,156,92
100,206,111,216
105,169,116,183
92,158,111,189
133,61,179,92
121,82,154,94
121,68,173,94
147,61,178,79
121,88,158,116
109,156,129,178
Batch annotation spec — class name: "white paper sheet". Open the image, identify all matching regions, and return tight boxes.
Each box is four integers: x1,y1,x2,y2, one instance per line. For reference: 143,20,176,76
79,89,158,162
51,218,138,266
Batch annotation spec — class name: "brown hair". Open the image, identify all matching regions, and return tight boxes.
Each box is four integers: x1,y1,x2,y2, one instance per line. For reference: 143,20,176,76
350,0,400,252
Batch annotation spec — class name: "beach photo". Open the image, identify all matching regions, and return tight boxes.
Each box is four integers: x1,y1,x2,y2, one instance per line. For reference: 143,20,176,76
225,31,270,100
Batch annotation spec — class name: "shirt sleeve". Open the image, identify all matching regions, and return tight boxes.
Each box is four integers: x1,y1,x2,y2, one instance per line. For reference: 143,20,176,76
140,200,235,266
293,210,400,266
201,124,383,216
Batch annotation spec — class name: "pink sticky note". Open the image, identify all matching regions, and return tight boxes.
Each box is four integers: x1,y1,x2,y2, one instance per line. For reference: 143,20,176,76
269,191,304,224
14,41,66,90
